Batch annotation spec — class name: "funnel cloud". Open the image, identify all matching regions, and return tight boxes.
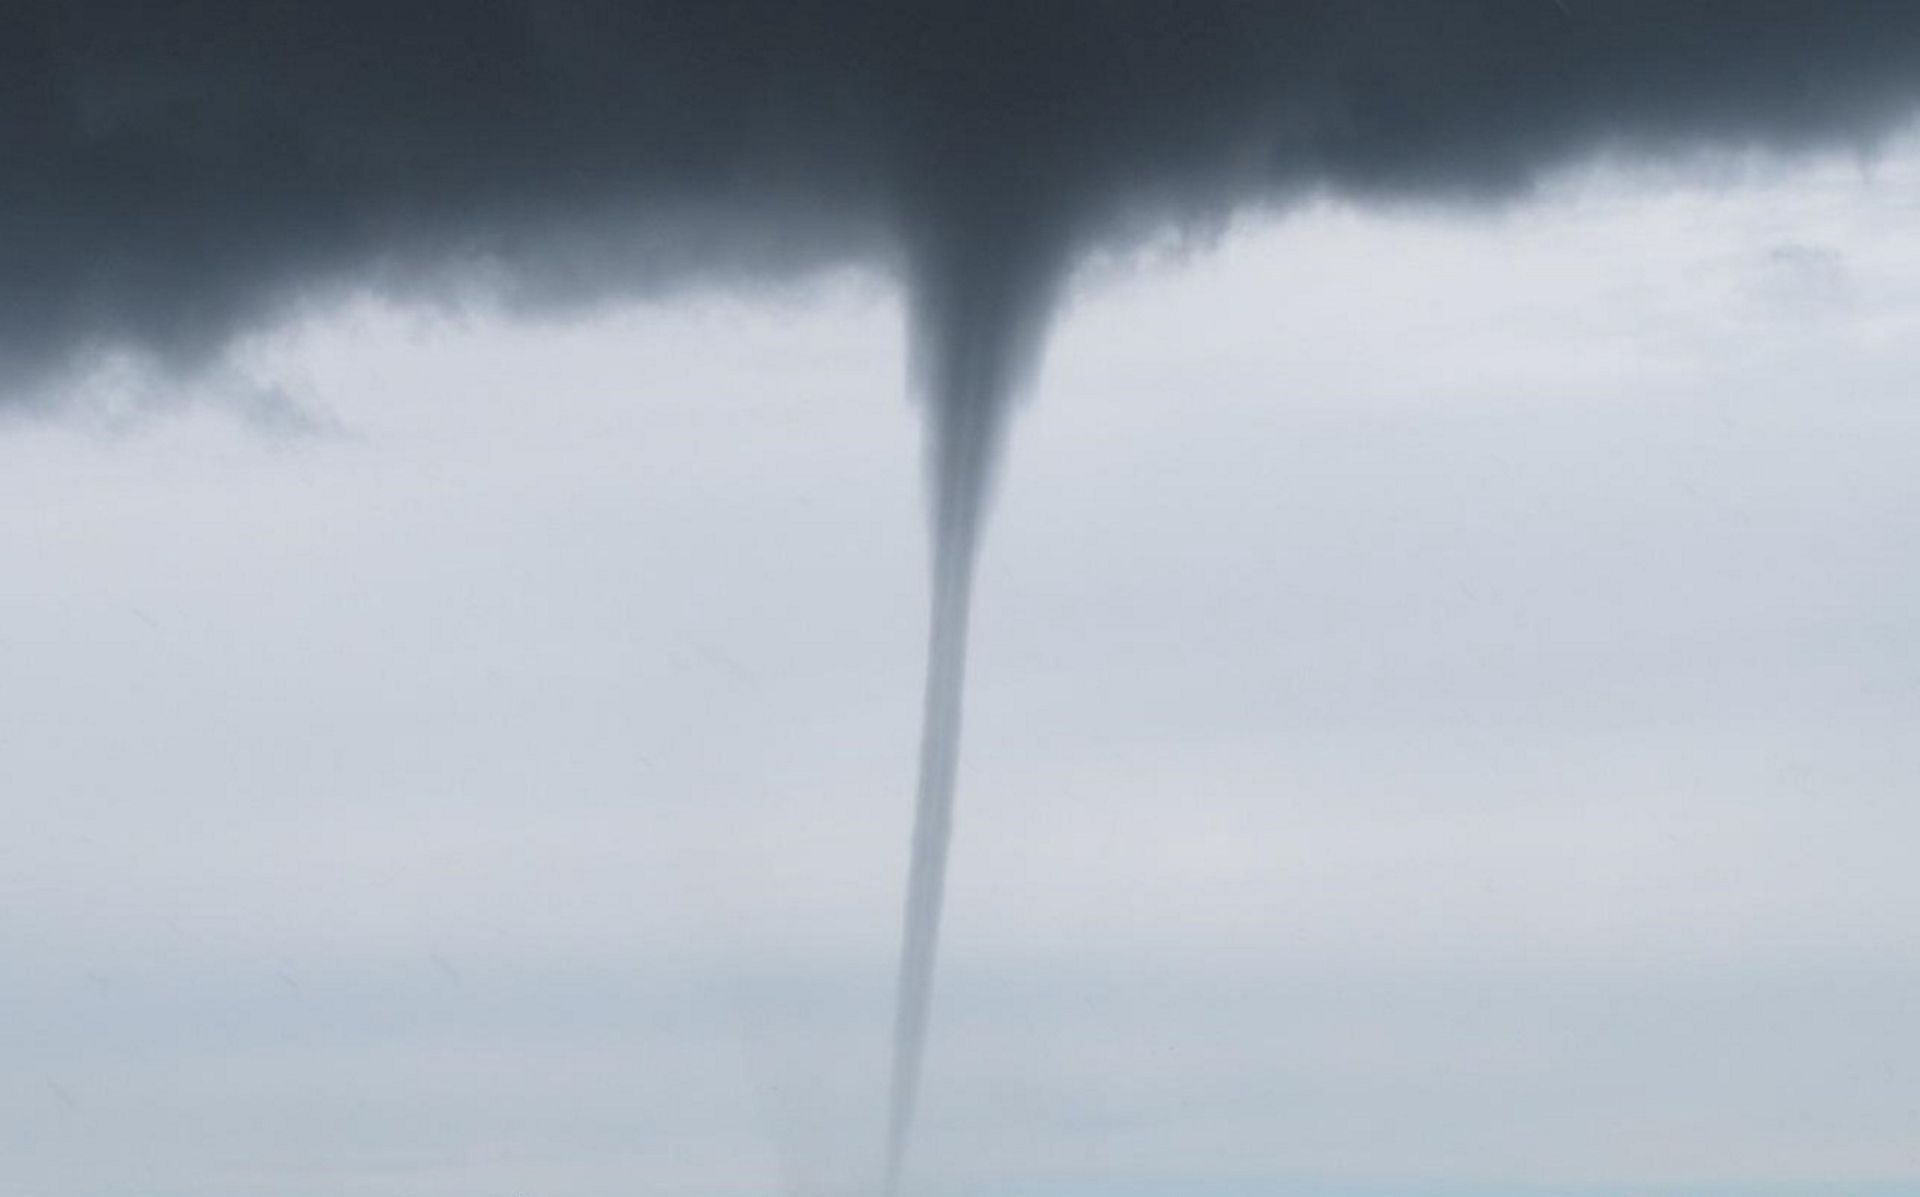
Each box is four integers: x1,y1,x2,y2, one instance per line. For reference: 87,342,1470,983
8,3,1920,1192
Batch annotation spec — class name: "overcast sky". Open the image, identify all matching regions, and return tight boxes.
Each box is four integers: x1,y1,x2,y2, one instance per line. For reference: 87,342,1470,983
7,133,1920,1197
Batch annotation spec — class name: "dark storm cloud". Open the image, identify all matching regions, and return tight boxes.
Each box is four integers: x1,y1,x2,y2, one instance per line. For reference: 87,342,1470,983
6,0,1920,401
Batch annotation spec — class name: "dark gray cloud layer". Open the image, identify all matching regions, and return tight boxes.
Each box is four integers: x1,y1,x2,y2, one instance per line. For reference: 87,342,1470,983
7,1,1920,401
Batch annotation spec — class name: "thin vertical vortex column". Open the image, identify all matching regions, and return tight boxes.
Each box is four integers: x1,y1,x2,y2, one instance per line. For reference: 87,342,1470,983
885,369,995,1197
884,189,1059,1193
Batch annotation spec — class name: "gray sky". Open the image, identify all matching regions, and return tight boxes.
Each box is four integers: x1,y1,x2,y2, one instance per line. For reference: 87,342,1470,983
6,138,1920,1196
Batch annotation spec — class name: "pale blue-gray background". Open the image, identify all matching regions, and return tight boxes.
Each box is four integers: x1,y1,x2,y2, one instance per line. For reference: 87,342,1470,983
5,143,1918,1196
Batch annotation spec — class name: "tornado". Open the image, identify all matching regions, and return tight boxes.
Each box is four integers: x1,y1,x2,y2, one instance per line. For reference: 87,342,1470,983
885,195,1064,1195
